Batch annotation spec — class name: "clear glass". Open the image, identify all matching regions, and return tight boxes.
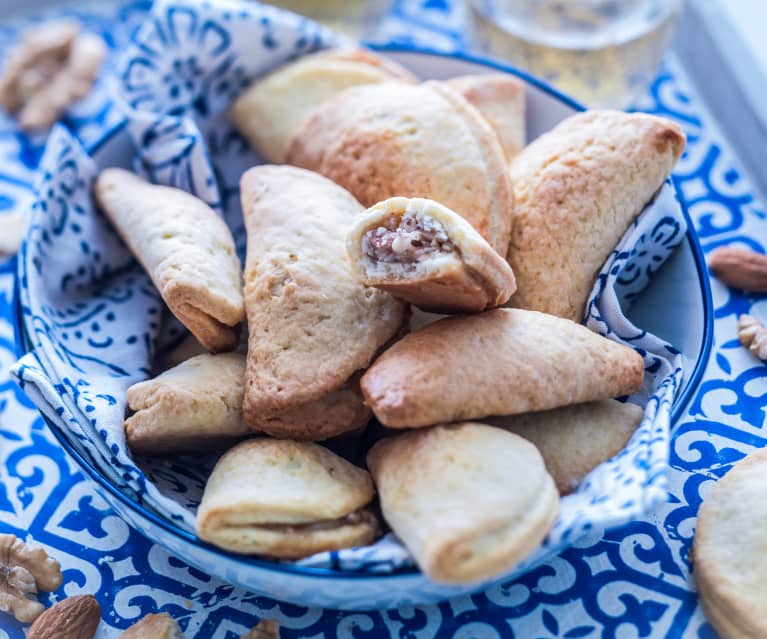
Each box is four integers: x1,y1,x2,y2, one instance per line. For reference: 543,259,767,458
467,0,683,108
264,0,393,40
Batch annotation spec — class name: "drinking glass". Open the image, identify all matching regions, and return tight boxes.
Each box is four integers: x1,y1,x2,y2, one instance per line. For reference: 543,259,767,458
265,0,393,40
467,0,683,108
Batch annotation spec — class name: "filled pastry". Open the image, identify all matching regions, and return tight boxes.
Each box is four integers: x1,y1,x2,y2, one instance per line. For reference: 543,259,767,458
347,197,516,313
285,81,513,254
196,439,379,558
230,47,415,163
94,168,244,352
361,308,645,428
240,165,407,425
508,110,685,321
447,74,526,161
487,399,644,494
368,423,558,584
125,353,250,455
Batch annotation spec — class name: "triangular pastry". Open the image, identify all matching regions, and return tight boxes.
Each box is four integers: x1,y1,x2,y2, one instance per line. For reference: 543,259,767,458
197,439,378,558
361,308,645,427
95,168,244,352
368,423,558,584
285,81,513,254
347,197,516,313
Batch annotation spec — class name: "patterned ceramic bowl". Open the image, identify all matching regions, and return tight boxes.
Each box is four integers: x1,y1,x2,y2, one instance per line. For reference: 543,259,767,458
14,44,713,610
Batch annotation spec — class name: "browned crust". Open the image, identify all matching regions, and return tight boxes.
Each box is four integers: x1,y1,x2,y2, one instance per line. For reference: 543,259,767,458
361,308,645,428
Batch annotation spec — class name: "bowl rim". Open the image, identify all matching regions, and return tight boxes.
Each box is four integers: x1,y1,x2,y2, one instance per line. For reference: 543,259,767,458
13,43,714,582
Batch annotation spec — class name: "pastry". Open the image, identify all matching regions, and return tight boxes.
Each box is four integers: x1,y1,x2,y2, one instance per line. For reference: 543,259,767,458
196,439,378,558
253,374,371,440
119,613,182,639
447,74,526,161
507,110,685,321
240,165,407,422
368,423,558,584
347,197,516,313
361,308,645,428
488,399,644,494
125,353,250,455
230,47,415,163
285,81,514,254
94,168,244,352
693,447,767,638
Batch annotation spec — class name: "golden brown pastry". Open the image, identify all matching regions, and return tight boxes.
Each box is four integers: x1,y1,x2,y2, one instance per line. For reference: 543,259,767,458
368,423,558,583
488,399,644,494
230,47,415,163
125,353,250,455
447,74,526,161
693,447,767,638
347,197,516,313
285,81,513,254
196,439,378,558
119,613,182,639
94,168,244,352
240,165,407,424
361,308,645,428
508,110,685,321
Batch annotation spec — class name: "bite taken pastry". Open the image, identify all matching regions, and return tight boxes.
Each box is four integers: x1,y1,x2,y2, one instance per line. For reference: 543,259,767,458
488,399,644,494
240,165,407,425
94,168,244,352
347,197,516,313
197,439,379,559
368,423,558,584
361,308,645,428
446,74,526,161
508,110,685,321
230,47,415,163
285,81,513,254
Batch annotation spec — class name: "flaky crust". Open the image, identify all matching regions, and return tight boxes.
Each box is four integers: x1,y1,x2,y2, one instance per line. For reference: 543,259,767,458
285,81,514,254
447,74,526,161
488,399,644,494
508,110,685,321
368,423,558,584
693,447,767,638
125,353,250,455
347,197,516,313
361,308,645,428
240,165,407,422
94,168,244,352
230,47,416,163
196,439,377,558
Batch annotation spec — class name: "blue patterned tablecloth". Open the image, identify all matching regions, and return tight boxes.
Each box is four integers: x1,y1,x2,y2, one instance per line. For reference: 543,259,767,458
1,1,765,637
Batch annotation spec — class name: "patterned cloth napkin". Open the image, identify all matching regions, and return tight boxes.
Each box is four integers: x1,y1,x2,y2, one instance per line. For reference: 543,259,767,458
11,0,686,578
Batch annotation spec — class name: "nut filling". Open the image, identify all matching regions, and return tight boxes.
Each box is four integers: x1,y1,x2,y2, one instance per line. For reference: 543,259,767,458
254,509,376,533
363,212,454,264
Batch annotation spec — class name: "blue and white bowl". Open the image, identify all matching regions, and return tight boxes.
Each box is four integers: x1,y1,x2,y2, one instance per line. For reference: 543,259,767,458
12,0,713,612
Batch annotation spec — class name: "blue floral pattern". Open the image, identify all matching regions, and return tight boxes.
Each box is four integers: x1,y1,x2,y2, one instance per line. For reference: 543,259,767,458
0,0,764,637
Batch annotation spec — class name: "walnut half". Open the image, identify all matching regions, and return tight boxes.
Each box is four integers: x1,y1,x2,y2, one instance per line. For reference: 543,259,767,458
0,534,63,623
739,314,767,361
0,19,106,131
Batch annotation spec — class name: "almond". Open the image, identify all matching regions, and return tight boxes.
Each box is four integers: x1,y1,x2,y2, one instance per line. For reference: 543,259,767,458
709,247,767,292
27,594,100,639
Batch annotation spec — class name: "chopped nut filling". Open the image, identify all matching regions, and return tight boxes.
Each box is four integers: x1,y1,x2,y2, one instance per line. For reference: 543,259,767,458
363,211,454,263
256,509,375,533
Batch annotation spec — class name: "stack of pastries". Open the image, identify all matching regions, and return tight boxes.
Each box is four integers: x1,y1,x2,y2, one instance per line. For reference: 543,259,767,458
94,47,685,585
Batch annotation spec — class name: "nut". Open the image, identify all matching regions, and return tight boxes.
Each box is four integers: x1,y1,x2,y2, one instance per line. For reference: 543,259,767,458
242,619,280,639
0,19,106,131
27,594,100,639
119,612,182,639
0,534,62,623
709,247,767,292
0,211,26,257
739,315,767,361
